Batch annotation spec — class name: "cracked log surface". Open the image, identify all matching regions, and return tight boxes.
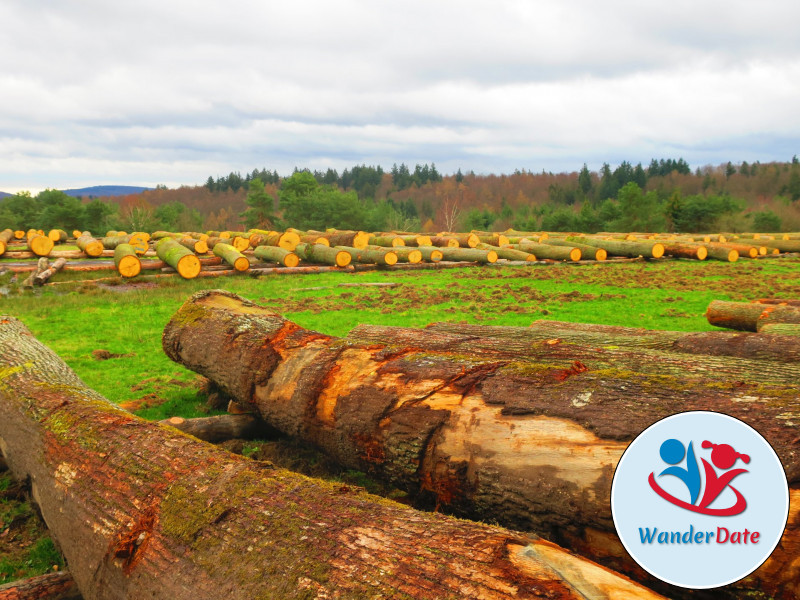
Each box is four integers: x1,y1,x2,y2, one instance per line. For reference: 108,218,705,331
163,291,800,599
0,316,662,600
0,571,81,600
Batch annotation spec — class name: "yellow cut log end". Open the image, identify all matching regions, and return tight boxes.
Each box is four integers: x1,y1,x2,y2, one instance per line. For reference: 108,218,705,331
72,230,82,238
407,250,422,264
352,231,371,249
384,252,398,266
314,237,330,247
0,241,5,256
14,230,25,239
729,250,739,262
391,237,405,247
232,236,250,252
569,248,582,262
279,231,301,251
29,235,54,257
595,248,607,261
447,238,459,247
652,243,665,259
284,253,300,268
195,240,209,254
335,251,352,267
416,235,432,246
697,246,708,260
430,249,443,261
117,255,142,278
176,254,202,279
234,257,250,272
85,240,104,257
486,250,498,263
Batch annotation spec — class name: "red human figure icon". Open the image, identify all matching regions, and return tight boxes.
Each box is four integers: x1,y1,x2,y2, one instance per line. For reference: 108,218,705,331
698,441,750,512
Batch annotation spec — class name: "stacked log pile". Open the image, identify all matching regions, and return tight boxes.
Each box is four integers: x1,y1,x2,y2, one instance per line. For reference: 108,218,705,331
161,290,800,599
0,227,798,286
0,315,664,600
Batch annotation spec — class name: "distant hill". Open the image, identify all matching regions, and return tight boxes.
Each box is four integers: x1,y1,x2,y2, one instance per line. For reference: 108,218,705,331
0,191,11,198
62,185,153,198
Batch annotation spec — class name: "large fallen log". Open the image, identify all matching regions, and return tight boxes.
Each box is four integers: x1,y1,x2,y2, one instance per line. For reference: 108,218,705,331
707,300,800,332
162,291,800,598
426,319,800,363
0,316,661,600
158,414,269,443
0,571,82,600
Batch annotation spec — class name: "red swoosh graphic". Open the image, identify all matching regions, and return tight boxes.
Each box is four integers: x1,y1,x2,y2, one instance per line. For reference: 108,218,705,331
648,473,747,516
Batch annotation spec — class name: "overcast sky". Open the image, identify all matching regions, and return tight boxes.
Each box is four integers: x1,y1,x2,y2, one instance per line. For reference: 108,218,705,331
2,0,799,193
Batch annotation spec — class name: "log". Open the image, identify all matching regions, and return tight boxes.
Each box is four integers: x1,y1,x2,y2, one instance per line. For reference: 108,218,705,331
155,237,201,279
706,300,770,331
0,316,662,600
395,235,432,247
426,319,800,363
75,235,104,258
347,323,800,387
706,242,758,258
252,245,299,267
162,291,800,598
543,240,607,261
33,258,66,286
113,245,142,278
474,234,509,247
322,230,371,249
475,243,535,262
26,235,54,257
437,246,497,263
22,257,49,288
756,303,800,331
1,229,15,256
429,235,459,248
212,243,250,272
415,246,444,262
366,245,422,264
704,245,738,261
293,243,351,267
0,571,82,600
158,414,269,443
367,235,405,247
660,242,707,260
47,229,68,243
759,323,800,336
755,298,800,307
508,241,581,261
14,230,25,239
334,246,398,266
178,238,209,254
564,237,664,259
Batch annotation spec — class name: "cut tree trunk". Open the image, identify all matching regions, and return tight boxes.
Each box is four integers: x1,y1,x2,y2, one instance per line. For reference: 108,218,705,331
155,238,201,279
661,242,708,260
158,414,270,443
430,235,459,248
22,258,50,288
368,235,405,247
426,319,800,363
75,235,104,258
396,235,432,247
27,235,54,257
322,230,370,249
437,247,497,263
34,258,67,285
759,323,800,336
475,243,535,261
416,246,444,262
704,246,739,261
346,323,800,387
178,238,209,254
564,237,665,259
293,243,351,267
544,240,607,261
47,229,68,244
508,242,581,261
755,298,800,307
706,242,758,258
113,245,142,278
0,571,82,600
366,245,422,263
0,316,664,600
756,303,800,330
253,245,299,267
212,243,250,272
162,290,800,599
705,300,781,331
334,246,398,266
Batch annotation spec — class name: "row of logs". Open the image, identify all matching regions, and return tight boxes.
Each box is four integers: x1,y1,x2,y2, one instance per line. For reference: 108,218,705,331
706,298,800,335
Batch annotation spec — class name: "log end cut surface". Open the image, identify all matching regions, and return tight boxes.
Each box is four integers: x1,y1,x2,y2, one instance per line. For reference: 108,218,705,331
117,255,141,278
177,254,202,278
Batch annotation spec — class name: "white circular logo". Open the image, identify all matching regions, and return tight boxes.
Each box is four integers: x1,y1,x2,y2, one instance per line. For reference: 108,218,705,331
611,411,789,589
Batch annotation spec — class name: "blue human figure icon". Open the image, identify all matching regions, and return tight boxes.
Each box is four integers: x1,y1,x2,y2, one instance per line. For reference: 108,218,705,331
658,438,701,505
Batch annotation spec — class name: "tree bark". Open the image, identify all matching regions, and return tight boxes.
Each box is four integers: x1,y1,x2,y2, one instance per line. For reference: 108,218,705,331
252,245,299,267
334,246,398,266
660,242,707,260
0,316,663,600
162,291,800,599
415,246,444,262
368,235,405,247
0,571,82,600
366,245,423,263
34,258,67,285
508,242,580,261
155,238,201,279
543,240,607,261
756,303,800,330
706,242,759,258
436,247,497,263
564,237,664,259
426,319,800,363
759,323,800,336
113,245,142,278
294,243,351,267
158,414,271,443
75,235,104,258
23,258,50,288
212,243,250,272
430,235,460,248
476,243,535,262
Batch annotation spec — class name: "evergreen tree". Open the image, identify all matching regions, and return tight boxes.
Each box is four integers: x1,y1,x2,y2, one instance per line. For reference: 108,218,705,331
241,179,275,229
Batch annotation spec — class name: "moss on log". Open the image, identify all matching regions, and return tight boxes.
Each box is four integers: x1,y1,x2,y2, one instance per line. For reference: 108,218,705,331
294,243,351,267
0,315,665,600
253,245,300,267
212,243,250,272
156,238,201,279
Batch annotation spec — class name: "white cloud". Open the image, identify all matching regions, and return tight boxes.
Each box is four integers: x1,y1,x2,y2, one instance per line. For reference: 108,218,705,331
1,0,800,191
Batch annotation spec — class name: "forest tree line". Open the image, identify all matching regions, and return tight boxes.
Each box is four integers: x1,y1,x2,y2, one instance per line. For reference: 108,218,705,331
3,158,800,235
